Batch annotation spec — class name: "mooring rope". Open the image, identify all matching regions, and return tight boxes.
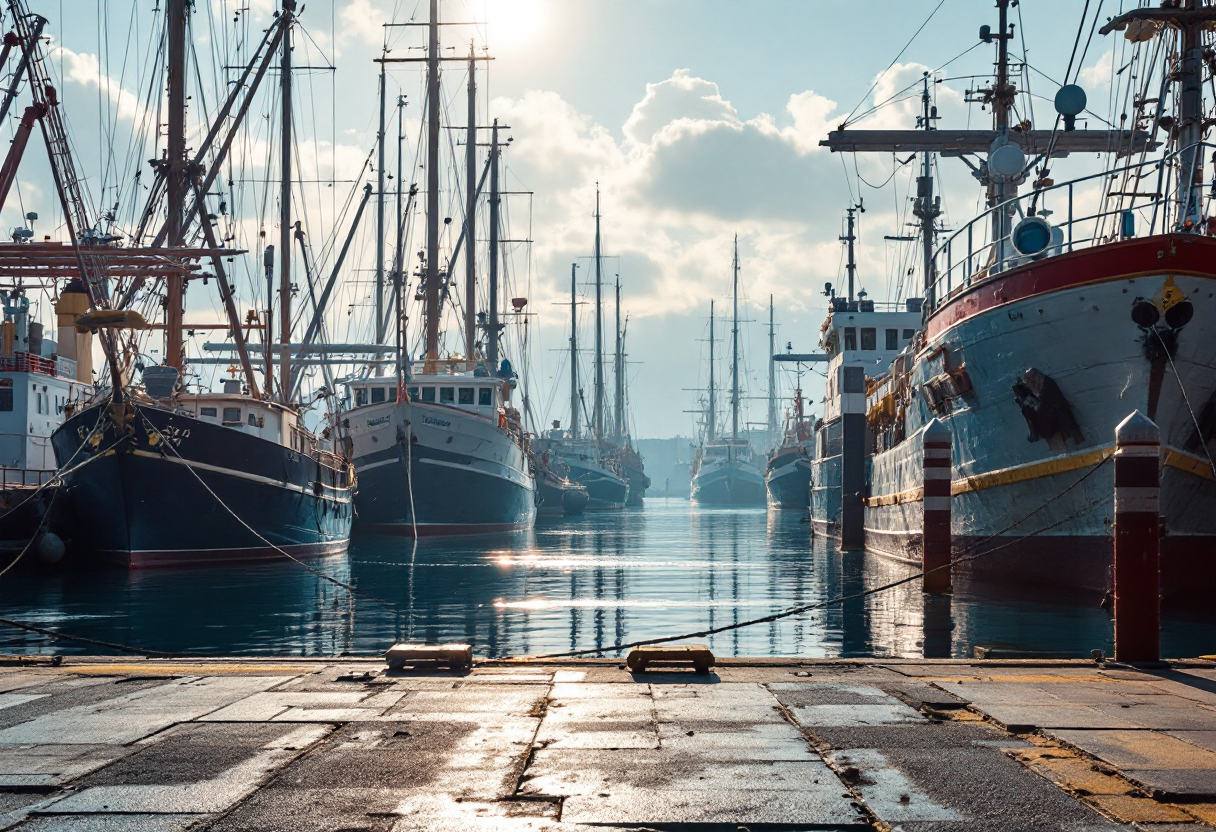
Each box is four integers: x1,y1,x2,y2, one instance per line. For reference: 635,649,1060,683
506,454,1114,661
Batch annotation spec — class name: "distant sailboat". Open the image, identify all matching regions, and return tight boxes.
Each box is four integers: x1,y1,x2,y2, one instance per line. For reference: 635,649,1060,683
690,237,765,506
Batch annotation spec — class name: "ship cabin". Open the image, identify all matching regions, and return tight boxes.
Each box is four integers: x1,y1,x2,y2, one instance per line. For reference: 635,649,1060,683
0,293,90,477
819,297,923,423
697,437,755,466
177,381,305,450
345,359,509,422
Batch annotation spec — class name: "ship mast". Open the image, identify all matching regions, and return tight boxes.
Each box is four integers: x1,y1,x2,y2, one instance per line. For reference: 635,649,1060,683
766,294,776,435
707,300,715,442
487,119,501,371
375,55,386,345
464,44,478,358
593,186,604,443
423,0,441,361
731,235,740,443
164,0,187,372
914,72,941,303
841,209,857,302
614,277,623,442
570,263,579,439
278,0,294,399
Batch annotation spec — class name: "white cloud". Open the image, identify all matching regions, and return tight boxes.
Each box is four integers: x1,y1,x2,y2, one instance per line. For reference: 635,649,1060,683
1079,48,1114,91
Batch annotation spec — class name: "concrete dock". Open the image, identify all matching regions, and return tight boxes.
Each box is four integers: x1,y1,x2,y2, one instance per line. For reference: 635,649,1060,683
0,657,1213,830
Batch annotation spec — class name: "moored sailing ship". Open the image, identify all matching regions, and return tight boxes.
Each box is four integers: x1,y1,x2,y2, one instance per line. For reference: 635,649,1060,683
38,0,354,566
344,4,536,536
691,237,766,506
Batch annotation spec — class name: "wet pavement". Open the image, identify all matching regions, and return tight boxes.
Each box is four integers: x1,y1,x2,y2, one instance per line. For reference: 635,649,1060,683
0,658,1213,830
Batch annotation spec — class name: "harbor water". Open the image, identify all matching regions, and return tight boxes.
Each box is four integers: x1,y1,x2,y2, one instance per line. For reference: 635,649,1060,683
1,500,1212,659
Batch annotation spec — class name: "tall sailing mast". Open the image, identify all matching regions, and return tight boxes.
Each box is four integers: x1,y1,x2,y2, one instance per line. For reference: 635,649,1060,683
707,299,715,442
613,277,622,442
277,0,294,399
570,263,579,439
593,186,603,442
164,0,187,372
766,294,776,435
375,53,386,344
464,44,478,359
486,119,501,370
730,235,740,443
423,0,441,361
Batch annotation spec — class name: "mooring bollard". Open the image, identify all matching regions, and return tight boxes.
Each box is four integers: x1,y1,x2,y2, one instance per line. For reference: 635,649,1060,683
922,418,952,594
1113,410,1160,664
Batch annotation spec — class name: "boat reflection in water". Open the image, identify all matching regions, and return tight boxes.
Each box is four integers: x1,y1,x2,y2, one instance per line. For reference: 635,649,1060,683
3,501,1213,659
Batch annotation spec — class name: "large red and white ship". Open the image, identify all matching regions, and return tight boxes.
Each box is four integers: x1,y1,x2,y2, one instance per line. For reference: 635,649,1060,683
817,1,1216,597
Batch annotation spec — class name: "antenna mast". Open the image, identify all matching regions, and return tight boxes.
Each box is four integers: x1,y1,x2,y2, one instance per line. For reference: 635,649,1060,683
914,72,941,304
487,119,501,371
840,209,858,303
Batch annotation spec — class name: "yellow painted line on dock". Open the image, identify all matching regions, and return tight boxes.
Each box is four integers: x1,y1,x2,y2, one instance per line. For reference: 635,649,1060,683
64,663,310,676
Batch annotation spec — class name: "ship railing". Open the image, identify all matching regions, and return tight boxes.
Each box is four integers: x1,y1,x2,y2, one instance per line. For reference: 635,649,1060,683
0,352,57,377
929,141,1216,310
0,467,56,489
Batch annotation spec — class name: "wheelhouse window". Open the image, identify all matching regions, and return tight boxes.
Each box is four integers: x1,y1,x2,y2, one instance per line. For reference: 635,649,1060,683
371,387,386,404
0,379,11,412
420,387,436,402
903,328,915,341
478,388,492,406
861,328,876,350
439,387,455,404
843,327,857,350
354,388,368,406
388,386,398,403
458,388,474,405
247,413,260,427
407,386,419,400
222,407,242,424
885,329,898,350
201,407,217,417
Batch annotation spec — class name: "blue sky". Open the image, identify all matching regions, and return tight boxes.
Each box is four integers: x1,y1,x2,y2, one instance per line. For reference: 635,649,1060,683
15,0,1120,438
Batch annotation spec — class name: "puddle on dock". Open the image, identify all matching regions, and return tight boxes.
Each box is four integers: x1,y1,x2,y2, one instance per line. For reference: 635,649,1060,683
0,500,1212,658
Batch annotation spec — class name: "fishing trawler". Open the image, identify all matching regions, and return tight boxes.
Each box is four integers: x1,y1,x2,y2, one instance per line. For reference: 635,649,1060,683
36,0,354,566
765,388,815,511
344,4,536,536
820,0,1216,595
691,237,766,506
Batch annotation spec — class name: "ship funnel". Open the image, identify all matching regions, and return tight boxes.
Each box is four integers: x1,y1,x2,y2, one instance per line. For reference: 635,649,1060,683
55,281,93,383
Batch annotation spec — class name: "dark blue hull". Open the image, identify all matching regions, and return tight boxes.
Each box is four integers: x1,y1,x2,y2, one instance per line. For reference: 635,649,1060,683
765,456,812,510
353,443,536,535
691,466,767,506
50,403,353,568
564,458,628,510
537,475,589,517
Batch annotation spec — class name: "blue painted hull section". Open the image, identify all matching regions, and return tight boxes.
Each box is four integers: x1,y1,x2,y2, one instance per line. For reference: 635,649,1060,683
50,403,352,568
765,456,811,510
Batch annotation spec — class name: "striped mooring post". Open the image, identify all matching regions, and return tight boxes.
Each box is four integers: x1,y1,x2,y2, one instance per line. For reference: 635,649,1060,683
922,418,952,594
1113,410,1160,664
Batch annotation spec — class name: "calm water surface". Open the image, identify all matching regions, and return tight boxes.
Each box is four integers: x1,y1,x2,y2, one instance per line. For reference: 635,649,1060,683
1,500,1212,658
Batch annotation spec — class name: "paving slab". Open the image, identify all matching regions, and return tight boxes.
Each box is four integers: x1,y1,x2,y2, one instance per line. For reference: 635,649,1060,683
13,815,201,831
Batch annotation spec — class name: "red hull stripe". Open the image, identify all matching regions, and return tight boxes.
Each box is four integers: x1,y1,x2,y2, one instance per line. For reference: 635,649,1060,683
926,233,1216,341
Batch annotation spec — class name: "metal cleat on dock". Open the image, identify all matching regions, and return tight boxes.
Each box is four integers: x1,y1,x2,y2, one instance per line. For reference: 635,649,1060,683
626,644,715,673
384,643,473,672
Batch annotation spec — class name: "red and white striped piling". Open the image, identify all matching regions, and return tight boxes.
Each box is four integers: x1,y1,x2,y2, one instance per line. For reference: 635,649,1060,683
922,418,952,594
1113,410,1160,664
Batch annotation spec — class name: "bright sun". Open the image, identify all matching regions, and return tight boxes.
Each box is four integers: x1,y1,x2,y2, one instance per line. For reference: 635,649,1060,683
485,0,547,48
